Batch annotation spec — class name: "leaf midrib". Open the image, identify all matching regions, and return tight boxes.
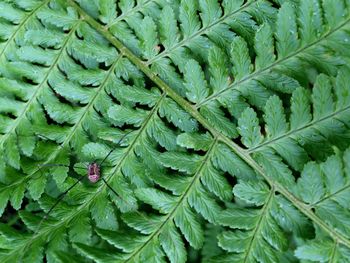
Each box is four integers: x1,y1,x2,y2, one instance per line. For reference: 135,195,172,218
124,137,219,262
247,105,350,153
196,16,350,108
107,0,154,28
312,184,350,208
0,0,49,59
0,0,67,149
244,188,274,263
0,22,84,192
145,0,255,65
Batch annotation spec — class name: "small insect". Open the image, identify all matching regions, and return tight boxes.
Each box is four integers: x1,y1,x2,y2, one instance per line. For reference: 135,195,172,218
88,162,100,183
25,131,133,230
14,131,134,261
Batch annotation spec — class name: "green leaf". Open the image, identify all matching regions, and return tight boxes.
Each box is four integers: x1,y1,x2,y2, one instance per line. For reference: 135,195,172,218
0,2,24,23
238,107,263,148
312,74,334,120
0,191,10,217
208,46,230,92
198,0,222,27
159,222,187,263
212,143,256,179
290,87,311,129
179,0,200,37
150,172,190,195
200,102,238,138
122,212,164,235
24,29,64,48
295,240,334,262
176,132,212,151
160,152,202,174
73,243,122,263
17,46,56,66
255,24,275,69
297,162,324,204
97,0,116,24
96,228,147,253
264,95,288,137
10,183,25,210
184,59,209,104
159,6,179,49
159,98,198,132
82,142,110,161
90,193,118,231
4,134,20,169
230,36,253,80
174,204,204,249
68,211,91,243
201,164,232,201
139,16,159,59
276,2,299,58
147,116,177,150
299,0,323,44
28,175,47,201
233,180,270,206
218,206,261,230
323,0,347,28
37,7,78,30
188,184,222,223
218,230,252,253
135,188,178,214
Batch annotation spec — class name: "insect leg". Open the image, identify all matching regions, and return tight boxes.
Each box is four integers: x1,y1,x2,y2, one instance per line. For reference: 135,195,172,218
33,174,86,235
101,178,137,210
99,130,133,167
33,164,45,181
101,178,149,221
20,174,85,262
38,163,86,170
32,164,86,180
101,177,120,198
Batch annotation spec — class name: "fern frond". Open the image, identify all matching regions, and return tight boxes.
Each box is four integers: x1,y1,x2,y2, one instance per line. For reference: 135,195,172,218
209,180,310,262
296,149,350,239
1,0,350,262
78,138,251,263
238,67,350,181
292,146,350,262
194,0,350,124
219,193,286,261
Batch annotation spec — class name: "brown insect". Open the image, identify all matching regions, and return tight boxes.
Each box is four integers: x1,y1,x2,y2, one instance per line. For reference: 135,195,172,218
17,131,133,261
88,162,101,183
31,131,132,230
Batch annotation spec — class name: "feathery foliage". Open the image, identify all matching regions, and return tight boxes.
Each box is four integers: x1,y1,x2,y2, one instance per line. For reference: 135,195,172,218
0,0,350,262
